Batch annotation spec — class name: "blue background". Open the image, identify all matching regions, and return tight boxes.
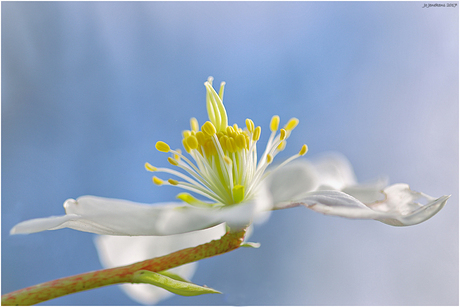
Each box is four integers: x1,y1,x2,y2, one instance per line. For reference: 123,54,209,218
2,1,458,305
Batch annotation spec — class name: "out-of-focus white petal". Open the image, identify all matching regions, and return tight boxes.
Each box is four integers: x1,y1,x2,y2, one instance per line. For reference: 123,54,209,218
341,178,388,203
265,153,360,209
264,160,319,208
94,224,226,305
309,152,357,189
10,196,257,236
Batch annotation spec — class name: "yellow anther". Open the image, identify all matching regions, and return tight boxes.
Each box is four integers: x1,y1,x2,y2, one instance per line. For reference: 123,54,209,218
277,140,286,151
186,135,199,150
219,135,228,151
266,154,273,164
299,144,308,156
190,117,199,132
182,130,192,139
202,121,217,136
232,185,245,204
235,134,246,149
204,139,215,156
195,131,206,145
182,138,191,153
285,118,299,131
223,155,232,165
144,162,157,172
155,141,170,153
176,193,215,208
152,176,163,185
167,179,179,186
168,157,179,166
246,118,254,133
280,129,287,140
233,124,239,132
226,137,237,153
226,126,235,136
253,126,261,141
270,115,280,132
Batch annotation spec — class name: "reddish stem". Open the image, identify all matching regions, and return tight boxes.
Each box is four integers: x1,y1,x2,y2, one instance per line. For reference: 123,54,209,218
2,230,246,306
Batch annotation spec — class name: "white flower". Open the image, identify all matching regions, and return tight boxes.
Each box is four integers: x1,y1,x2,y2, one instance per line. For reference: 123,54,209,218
10,77,448,304
10,77,309,237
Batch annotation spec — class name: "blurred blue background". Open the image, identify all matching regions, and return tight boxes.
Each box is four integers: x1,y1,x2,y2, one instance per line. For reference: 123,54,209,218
2,1,458,305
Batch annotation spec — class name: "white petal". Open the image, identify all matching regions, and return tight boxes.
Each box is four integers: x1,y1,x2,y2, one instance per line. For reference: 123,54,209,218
296,190,388,219
341,178,388,203
10,196,257,236
264,160,320,208
94,224,226,305
367,184,450,226
309,152,357,189
294,185,449,226
266,153,358,209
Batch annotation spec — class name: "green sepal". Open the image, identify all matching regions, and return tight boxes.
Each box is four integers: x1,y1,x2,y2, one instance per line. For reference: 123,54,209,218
132,270,221,297
240,242,261,248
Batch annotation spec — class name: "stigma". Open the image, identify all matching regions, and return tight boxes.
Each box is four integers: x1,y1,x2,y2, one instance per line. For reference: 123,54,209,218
145,77,308,207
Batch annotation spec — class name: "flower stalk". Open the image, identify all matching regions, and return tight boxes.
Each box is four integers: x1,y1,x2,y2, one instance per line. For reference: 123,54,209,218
2,229,246,306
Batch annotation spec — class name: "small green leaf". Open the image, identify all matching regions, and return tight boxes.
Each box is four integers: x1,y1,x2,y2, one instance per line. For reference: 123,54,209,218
157,270,190,283
240,242,261,248
132,270,221,297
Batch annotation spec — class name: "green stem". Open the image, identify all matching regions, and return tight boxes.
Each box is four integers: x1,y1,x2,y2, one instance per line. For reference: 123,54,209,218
2,229,246,306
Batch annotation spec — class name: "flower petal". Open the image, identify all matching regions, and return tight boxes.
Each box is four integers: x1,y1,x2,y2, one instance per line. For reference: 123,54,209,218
292,184,449,226
10,196,257,236
367,184,450,226
264,160,319,208
295,190,388,219
94,224,226,305
266,153,359,209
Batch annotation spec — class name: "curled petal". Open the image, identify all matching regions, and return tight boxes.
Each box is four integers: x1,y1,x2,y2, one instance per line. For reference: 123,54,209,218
94,224,226,305
293,184,449,226
10,196,257,236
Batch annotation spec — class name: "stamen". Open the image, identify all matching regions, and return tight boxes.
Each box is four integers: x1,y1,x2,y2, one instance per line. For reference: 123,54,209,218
168,179,179,185
299,144,308,156
176,192,216,208
168,157,179,166
155,141,170,153
266,154,273,164
145,162,157,172
202,121,217,136
152,176,164,185
280,129,287,140
182,139,191,153
253,126,261,141
235,134,246,149
223,156,232,165
190,118,199,132
195,131,206,145
284,118,299,131
246,118,254,133
182,130,192,138
277,140,286,151
186,135,199,150
270,115,280,132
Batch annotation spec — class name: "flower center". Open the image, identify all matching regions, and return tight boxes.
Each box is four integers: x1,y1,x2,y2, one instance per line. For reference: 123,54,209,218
145,77,308,207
